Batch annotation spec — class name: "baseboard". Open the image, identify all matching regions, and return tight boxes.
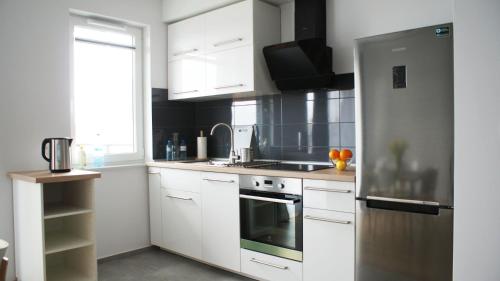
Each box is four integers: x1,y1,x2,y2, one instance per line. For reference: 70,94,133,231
98,246,154,264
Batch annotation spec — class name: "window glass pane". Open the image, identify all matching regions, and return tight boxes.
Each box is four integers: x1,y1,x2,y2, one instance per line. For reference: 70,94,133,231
73,27,136,155
74,26,134,47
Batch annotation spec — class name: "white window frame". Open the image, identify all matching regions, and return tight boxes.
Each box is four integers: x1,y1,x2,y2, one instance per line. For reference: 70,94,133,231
69,14,145,166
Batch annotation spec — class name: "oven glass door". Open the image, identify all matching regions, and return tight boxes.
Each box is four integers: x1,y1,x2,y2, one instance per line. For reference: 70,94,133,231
240,189,303,261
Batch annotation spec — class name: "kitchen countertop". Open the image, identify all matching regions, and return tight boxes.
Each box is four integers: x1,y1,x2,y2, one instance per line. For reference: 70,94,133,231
147,160,355,182
8,169,101,184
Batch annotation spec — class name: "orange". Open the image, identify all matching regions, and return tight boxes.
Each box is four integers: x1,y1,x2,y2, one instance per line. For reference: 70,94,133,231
329,149,340,160
336,160,347,171
340,149,353,161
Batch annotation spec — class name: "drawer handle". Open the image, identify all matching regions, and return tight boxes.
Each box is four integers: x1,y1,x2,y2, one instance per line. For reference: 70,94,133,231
213,38,243,47
304,186,352,193
214,84,245,90
250,258,288,270
148,172,160,175
172,89,199,95
173,48,199,57
304,215,352,225
166,194,193,201
203,178,235,183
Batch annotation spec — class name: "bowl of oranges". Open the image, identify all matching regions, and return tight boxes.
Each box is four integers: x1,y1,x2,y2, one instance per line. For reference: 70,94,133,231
329,149,353,171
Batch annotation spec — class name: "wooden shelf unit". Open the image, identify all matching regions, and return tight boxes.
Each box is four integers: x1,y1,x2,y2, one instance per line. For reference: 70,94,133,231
10,170,100,281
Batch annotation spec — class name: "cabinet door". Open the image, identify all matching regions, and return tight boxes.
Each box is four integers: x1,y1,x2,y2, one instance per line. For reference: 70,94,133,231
161,188,202,259
148,168,162,246
168,58,205,100
303,208,355,281
206,45,254,96
205,0,253,53
201,173,240,271
168,15,205,61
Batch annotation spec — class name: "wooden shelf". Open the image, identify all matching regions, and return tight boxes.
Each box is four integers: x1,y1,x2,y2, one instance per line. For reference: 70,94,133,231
44,204,92,219
46,266,93,281
45,232,93,255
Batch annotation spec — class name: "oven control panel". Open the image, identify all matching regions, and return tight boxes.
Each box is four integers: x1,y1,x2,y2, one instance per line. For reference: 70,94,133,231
240,175,302,195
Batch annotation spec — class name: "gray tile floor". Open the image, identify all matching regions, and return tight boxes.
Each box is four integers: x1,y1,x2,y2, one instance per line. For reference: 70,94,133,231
98,247,255,281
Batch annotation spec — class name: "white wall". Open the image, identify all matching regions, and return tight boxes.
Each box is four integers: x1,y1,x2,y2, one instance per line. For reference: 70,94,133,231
453,0,500,280
162,0,237,22
0,0,166,280
281,0,454,73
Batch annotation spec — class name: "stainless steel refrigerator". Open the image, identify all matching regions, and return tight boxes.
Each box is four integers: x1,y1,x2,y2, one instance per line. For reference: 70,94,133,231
354,24,454,281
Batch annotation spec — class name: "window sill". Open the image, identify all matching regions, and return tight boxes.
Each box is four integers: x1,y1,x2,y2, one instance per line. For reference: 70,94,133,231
77,161,146,171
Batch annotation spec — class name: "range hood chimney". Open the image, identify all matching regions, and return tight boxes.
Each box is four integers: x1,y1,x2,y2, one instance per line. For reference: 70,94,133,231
263,0,334,91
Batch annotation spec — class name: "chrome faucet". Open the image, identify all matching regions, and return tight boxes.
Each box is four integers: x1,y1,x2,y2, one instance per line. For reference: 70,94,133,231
210,123,238,164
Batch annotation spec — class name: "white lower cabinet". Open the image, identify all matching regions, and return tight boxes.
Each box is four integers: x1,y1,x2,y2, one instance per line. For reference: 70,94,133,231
303,208,355,281
241,249,302,281
161,188,202,260
201,172,240,271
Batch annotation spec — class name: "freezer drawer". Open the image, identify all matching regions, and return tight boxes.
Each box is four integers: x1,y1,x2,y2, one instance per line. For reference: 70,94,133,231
356,200,452,281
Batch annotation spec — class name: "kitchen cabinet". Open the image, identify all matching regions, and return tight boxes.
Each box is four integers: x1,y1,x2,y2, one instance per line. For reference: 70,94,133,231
201,172,240,271
206,45,254,96
8,170,100,281
167,0,280,100
159,169,202,259
303,208,355,281
161,188,202,260
167,16,205,61
205,0,253,53
303,179,356,281
148,168,162,246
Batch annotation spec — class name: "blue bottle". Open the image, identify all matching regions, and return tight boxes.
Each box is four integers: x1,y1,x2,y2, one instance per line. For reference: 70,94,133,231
166,140,173,161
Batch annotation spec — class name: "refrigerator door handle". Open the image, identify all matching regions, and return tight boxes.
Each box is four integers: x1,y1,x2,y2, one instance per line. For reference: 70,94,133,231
366,196,440,206
365,196,441,215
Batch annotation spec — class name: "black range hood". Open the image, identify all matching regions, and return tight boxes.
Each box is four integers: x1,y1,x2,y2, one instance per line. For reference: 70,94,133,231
264,0,346,91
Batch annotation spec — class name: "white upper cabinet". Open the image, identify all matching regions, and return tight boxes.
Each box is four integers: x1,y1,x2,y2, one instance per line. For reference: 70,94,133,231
206,45,254,96
205,0,253,53
167,0,280,100
167,16,205,61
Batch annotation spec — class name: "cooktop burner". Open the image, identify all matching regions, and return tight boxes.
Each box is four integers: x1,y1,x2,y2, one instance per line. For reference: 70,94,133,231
250,163,332,172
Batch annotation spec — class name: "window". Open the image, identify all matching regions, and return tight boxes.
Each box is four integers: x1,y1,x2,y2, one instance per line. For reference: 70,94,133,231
70,15,144,165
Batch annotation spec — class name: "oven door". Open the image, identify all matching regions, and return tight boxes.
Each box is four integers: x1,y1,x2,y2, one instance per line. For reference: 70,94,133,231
240,189,303,261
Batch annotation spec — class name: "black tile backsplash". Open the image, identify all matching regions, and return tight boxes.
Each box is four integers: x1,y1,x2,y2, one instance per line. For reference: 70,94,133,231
152,88,356,162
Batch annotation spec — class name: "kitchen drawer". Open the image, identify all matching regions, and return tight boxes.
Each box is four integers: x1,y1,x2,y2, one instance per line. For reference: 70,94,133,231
241,249,302,281
201,172,239,185
303,179,355,213
161,169,201,193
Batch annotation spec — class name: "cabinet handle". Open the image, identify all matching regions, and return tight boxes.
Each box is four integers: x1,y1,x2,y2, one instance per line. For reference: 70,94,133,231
213,38,243,47
304,215,352,225
250,258,288,270
166,194,193,201
304,186,352,193
172,89,199,95
214,84,245,90
173,48,199,57
203,178,235,184
148,172,160,175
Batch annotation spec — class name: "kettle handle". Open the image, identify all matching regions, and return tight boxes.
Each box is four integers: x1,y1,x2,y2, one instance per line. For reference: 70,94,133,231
41,139,51,162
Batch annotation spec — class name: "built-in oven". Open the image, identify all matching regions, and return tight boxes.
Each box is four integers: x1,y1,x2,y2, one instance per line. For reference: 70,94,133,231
239,175,303,261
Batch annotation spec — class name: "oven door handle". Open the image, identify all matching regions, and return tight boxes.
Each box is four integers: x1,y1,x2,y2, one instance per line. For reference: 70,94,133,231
239,194,300,205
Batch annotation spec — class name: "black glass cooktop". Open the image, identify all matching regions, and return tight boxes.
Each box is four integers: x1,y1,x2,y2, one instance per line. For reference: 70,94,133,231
250,163,332,172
